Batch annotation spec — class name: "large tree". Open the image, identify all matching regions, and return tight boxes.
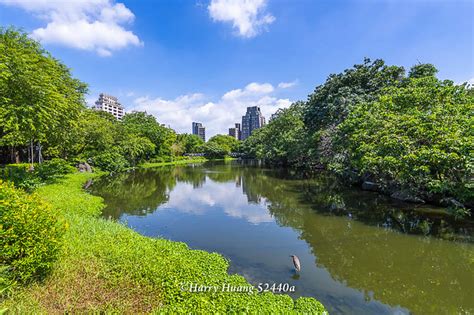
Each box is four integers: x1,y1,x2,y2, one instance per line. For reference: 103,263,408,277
0,28,87,164
337,67,473,203
304,58,405,131
241,102,307,166
174,133,205,155
121,111,176,157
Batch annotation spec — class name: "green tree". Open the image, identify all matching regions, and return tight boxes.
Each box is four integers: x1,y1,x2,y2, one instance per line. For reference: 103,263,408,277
0,27,87,164
69,109,117,159
119,133,155,166
121,112,176,157
207,134,240,152
175,133,205,154
304,58,405,131
337,72,473,204
202,141,228,159
408,63,438,79
241,102,307,165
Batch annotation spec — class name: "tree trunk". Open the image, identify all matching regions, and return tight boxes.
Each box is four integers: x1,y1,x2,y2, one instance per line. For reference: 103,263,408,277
13,147,20,164
30,139,35,168
38,142,43,163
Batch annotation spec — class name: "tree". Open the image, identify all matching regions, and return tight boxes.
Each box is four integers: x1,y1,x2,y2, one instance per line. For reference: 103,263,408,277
304,58,405,131
175,134,205,154
337,72,473,203
207,134,239,152
202,141,228,159
408,63,438,79
119,134,155,166
121,112,176,157
241,102,307,165
69,109,118,159
0,27,87,164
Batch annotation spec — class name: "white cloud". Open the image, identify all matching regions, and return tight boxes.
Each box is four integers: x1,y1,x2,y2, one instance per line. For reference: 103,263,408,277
132,82,292,138
0,0,142,56
208,0,275,38
278,80,298,89
222,82,274,100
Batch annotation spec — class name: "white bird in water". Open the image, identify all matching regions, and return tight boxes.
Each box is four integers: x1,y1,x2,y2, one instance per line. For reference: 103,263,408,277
290,255,301,272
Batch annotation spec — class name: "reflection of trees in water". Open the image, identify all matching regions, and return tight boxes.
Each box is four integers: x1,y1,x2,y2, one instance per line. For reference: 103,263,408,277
90,168,177,219
243,168,473,242
297,213,474,315
92,161,473,240
299,178,473,242
239,167,474,314
172,165,207,188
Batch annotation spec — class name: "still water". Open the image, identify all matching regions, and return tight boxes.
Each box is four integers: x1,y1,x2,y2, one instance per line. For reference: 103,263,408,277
90,161,474,314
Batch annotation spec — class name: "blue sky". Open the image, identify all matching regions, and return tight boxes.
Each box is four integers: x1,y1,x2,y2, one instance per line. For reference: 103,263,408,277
0,0,473,136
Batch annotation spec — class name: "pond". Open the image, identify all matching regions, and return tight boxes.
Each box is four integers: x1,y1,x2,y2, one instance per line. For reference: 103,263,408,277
89,161,474,315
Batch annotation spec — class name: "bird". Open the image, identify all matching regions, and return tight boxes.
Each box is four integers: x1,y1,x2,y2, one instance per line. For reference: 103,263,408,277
290,255,301,272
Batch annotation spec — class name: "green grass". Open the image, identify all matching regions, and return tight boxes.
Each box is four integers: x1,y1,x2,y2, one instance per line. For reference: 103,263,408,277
140,157,208,168
1,172,326,313
141,156,236,169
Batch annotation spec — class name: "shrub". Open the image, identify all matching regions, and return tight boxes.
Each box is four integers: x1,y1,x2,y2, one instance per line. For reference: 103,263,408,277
0,160,75,191
202,142,228,159
0,164,40,191
35,158,75,181
0,180,65,284
91,150,129,173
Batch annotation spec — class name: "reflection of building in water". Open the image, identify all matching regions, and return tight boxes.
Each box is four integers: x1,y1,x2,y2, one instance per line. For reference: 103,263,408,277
235,175,242,188
241,176,261,203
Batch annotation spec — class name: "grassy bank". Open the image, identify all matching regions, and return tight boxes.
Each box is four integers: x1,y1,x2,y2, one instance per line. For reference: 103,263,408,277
140,156,235,168
1,172,325,313
140,157,208,168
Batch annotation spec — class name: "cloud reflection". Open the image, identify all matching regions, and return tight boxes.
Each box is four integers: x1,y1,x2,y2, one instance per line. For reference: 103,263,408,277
163,178,274,224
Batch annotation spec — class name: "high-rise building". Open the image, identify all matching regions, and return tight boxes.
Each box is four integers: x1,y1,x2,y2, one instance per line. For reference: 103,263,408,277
192,122,206,142
228,123,241,140
241,106,265,140
94,93,125,120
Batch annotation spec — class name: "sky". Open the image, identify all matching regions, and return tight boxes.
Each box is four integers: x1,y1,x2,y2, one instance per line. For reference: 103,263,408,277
0,0,473,137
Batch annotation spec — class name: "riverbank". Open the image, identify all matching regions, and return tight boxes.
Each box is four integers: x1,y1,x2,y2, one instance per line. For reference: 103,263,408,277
141,156,235,168
1,172,325,313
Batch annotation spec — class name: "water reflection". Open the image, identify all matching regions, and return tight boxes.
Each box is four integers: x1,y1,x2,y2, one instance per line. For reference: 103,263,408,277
90,161,474,315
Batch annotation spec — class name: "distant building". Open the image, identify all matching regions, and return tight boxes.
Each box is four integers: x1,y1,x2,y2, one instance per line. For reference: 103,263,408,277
228,123,241,140
94,93,124,120
241,106,265,140
192,122,206,142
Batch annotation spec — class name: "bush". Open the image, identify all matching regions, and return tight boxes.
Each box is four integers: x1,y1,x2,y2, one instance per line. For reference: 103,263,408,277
36,158,75,181
0,160,75,191
0,164,40,191
0,180,65,284
91,150,129,173
202,142,228,159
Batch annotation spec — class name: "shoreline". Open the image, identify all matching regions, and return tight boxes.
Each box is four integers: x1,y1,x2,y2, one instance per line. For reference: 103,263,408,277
1,166,325,313
139,156,235,169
